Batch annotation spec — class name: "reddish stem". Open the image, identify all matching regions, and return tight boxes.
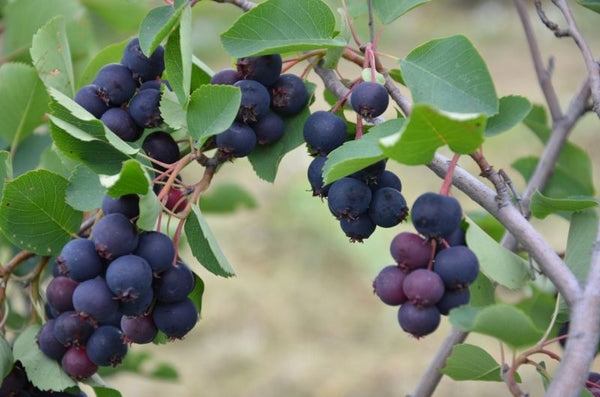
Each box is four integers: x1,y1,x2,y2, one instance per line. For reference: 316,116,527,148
373,27,384,50
440,154,461,195
427,240,437,271
543,334,569,347
355,115,364,139
341,0,362,48
441,239,451,249
332,79,362,113
365,44,377,82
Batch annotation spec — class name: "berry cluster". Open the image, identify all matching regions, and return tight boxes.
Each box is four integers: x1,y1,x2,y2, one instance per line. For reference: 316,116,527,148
211,54,309,158
0,362,87,397
38,195,198,380
373,192,479,337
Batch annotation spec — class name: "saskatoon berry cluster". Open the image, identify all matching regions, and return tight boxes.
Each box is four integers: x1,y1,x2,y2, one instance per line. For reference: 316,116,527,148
210,54,309,158
0,361,87,397
37,195,198,380
305,81,406,241
373,192,480,337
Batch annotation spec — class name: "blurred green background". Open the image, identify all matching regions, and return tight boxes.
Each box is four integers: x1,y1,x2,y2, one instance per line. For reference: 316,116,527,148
4,0,600,396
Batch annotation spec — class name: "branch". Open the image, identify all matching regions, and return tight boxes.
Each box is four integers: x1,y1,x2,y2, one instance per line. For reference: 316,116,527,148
212,0,255,12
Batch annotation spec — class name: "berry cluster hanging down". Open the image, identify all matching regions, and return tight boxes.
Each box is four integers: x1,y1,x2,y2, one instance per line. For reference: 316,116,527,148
0,361,87,397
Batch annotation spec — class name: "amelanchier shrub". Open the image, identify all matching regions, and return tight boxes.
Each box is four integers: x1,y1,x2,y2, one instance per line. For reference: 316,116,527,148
0,0,598,396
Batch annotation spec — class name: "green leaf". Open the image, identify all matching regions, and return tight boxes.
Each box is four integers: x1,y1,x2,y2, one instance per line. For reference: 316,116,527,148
373,0,431,24
578,0,600,13
200,184,257,214
220,0,345,57
187,85,241,146
564,209,599,290
100,160,149,198
184,205,235,277
164,6,192,105
530,190,598,219
66,165,106,211
465,217,529,289
450,304,544,348
139,2,187,56
379,104,486,165
440,343,503,381
12,133,53,177
149,363,179,380
160,89,187,131
322,119,402,184
0,151,13,200
190,56,214,91
188,274,205,316
516,285,556,331
400,35,498,115
137,189,161,232
91,387,123,397
79,38,130,88
13,325,77,391
0,333,13,379
30,16,76,97
0,170,82,256
39,145,71,179
80,0,148,33
467,211,505,242
485,95,532,137
323,47,344,70
388,69,405,85
0,63,48,147
247,82,316,182
469,272,496,307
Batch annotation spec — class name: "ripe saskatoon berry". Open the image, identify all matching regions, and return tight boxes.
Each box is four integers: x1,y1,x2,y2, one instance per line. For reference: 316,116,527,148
210,68,241,85
165,188,187,212
373,265,408,306
134,231,176,274
0,364,27,396
153,298,198,339
100,310,123,328
370,170,402,193
236,54,282,86
270,74,309,116
45,302,59,320
74,84,108,118
119,288,154,317
105,255,153,301
368,187,408,228
46,276,78,313
129,88,163,128
121,38,165,82
403,269,445,306
303,111,347,155
216,122,257,158
411,192,462,238
61,347,98,380
101,194,140,219
100,108,143,142
56,239,103,282
433,246,479,289
72,277,119,324
589,372,600,387
389,232,431,270
252,112,285,145
397,302,441,337
350,81,389,118
53,311,94,347
86,326,128,367
37,320,68,360
327,177,372,219
121,314,158,344
340,214,376,242
436,288,470,315
92,213,139,260
307,156,329,197
233,80,271,123
444,226,466,247
154,261,195,303
93,63,136,106
351,160,387,184
142,131,180,165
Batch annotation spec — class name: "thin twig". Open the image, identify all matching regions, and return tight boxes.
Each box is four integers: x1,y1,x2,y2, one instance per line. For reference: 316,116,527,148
212,0,255,12
367,0,375,44
534,0,570,37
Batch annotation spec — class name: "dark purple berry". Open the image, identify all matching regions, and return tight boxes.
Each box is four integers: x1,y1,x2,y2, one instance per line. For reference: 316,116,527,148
351,160,386,184
270,74,309,116
56,239,103,282
106,255,153,301
252,112,284,145
350,81,389,118
53,311,94,347
37,320,68,360
100,108,143,142
373,265,408,306
118,288,154,317
45,303,59,320
403,269,445,307
121,38,165,82
92,213,139,260
233,80,270,123
216,122,257,158
327,177,372,219
100,310,123,328
93,63,136,106
121,314,158,344
152,298,198,339
101,194,140,220
303,111,347,155
129,89,163,128
340,214,376,242
74,85,108,118
433,246,479,290
61,347,98,380
133,232,175,274
444,226,466,247
307,155,330,197
86,326,128,367
389,232,431,270
210,68,241,85
0,364,27,397
411,192,462,238
46,276,78,313
398,302,440,337
236,54,282,86
368,187,408,228
154,262,195,303
142,131,180,165
370,170,402,193
436,288,470,315
72,277,119,324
